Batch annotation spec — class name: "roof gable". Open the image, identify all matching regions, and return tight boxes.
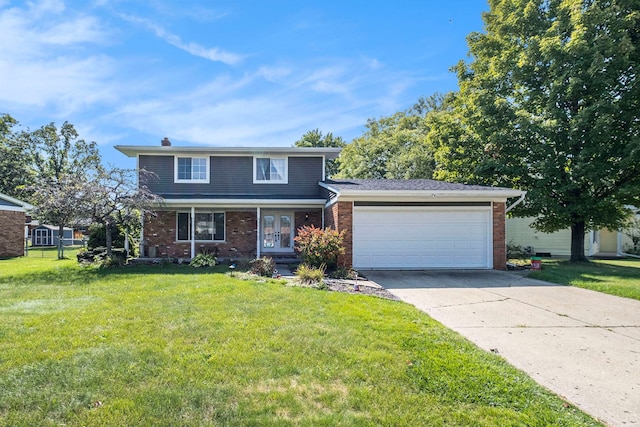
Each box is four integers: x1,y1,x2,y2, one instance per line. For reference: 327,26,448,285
0,192,33,211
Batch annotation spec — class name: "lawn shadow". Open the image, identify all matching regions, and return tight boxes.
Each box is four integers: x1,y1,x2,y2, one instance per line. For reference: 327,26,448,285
530,259,640,285
0,262,234,287
363,270,566,290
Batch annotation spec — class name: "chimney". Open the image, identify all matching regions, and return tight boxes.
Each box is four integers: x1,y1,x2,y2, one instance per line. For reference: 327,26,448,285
161,137,171,146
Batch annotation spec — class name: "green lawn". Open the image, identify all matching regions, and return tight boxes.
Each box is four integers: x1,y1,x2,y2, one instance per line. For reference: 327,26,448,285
0,250,600,426
529,258,640,301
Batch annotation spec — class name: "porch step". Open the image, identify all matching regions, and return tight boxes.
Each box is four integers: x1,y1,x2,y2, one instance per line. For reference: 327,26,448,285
266,256,301,264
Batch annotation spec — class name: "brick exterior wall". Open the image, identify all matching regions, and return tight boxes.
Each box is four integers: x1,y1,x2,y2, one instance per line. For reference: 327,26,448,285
294,210,322,233
143,209,324,260
0,210,25,258
492,202,507,270
324,202,353,268
144,210,257,259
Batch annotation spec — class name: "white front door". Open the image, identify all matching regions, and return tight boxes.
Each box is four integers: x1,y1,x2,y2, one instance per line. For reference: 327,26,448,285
262,212,294,253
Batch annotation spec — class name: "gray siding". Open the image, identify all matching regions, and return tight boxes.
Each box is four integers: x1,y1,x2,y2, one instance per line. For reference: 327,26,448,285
0,197,20,208
139,155,324,199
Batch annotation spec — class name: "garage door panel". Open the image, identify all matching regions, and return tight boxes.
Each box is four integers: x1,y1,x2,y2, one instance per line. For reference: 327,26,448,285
353,207,491,269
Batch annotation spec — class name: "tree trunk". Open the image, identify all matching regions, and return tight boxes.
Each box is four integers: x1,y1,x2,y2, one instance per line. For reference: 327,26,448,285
105,221,113,257
58,224,64,259
570,221,588,262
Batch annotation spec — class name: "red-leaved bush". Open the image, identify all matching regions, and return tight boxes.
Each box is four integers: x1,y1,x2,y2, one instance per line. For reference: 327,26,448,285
294,225,345,268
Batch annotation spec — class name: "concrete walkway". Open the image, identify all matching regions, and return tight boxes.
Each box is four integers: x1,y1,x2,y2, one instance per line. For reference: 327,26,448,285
365,270,640,427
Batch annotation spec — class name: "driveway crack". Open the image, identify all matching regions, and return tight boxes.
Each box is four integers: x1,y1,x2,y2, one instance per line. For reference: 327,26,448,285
430,297,510,309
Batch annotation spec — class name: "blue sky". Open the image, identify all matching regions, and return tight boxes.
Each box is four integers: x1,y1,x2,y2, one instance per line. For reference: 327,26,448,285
0,0,489,168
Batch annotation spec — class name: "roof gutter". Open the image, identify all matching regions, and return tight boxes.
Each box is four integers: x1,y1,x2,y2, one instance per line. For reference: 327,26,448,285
319,182,525,200
114,145,343,159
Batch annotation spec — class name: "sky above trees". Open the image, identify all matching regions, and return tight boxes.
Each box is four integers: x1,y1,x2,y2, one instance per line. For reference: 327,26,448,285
0,0,488,168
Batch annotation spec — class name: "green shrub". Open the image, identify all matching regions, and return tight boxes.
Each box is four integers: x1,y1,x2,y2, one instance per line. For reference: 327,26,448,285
294,225,345,269
507,241,529,259
296,264,326,287
87,223,124,250
250,257,276,277
189,253,217,268
330,266,355,279
624,217,640,254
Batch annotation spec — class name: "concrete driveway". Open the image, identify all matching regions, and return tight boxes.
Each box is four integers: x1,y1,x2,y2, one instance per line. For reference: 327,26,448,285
365,270,640,427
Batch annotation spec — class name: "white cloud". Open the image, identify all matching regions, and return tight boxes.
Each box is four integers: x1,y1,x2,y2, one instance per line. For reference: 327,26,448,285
119,14,243,65
362,56,382,70
0,1,116,115
109,57,406,148
257,66,292,83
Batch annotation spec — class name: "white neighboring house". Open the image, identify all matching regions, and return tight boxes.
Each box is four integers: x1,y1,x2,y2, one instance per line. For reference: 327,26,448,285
507,208,639,257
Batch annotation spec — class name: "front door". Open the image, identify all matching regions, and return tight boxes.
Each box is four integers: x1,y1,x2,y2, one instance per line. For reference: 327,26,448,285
262,212,294,253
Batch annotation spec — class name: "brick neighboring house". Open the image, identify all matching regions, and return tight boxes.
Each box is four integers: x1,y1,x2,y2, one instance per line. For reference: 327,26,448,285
116,142,524,270
0,192,33,258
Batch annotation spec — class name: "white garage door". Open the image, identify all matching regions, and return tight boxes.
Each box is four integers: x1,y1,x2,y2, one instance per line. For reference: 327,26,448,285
353,206,492,269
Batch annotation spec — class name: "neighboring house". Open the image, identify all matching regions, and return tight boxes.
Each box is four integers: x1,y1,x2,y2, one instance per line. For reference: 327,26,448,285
0,192,33,258
31,225,74,247
507,210,639,257
116,142,524,270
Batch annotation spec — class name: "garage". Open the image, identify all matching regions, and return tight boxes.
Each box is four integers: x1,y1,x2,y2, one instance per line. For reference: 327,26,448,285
352,204,493,269
321,178,525,271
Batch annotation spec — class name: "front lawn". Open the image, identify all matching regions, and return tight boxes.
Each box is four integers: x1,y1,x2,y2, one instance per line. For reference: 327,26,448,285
0,252,600,426
529,258,640,301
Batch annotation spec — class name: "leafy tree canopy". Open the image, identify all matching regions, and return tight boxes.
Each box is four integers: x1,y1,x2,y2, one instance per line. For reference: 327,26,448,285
0,114,36,200
431,0,640,261
20,121,102,182
337,95,444,179
294,129,346,178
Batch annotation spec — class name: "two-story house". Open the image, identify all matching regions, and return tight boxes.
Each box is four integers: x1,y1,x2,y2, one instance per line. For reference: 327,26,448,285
116,141,524,270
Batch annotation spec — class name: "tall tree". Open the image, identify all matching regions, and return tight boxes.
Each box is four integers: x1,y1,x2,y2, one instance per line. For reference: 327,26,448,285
0,114,35,200
23,122,101,182
337,95,443,179
24,122,102,259
294,129,346,178
434,0,640,262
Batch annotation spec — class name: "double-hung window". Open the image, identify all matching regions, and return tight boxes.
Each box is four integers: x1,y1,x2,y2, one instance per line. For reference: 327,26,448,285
254,157,288,184
177,212,225,241
174,156,209,183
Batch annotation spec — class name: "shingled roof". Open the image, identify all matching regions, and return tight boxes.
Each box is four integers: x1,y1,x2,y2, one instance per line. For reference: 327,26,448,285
322,179,516,192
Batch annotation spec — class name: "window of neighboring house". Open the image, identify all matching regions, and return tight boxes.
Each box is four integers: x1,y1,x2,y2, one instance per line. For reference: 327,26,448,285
176,212,225,241
254,157,288,184
174,156,209,183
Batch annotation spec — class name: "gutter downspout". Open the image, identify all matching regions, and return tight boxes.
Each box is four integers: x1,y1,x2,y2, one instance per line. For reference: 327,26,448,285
506,192,526,214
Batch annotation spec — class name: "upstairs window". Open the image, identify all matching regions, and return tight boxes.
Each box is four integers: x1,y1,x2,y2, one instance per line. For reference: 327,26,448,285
175,156,209,183
254,157,288,184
